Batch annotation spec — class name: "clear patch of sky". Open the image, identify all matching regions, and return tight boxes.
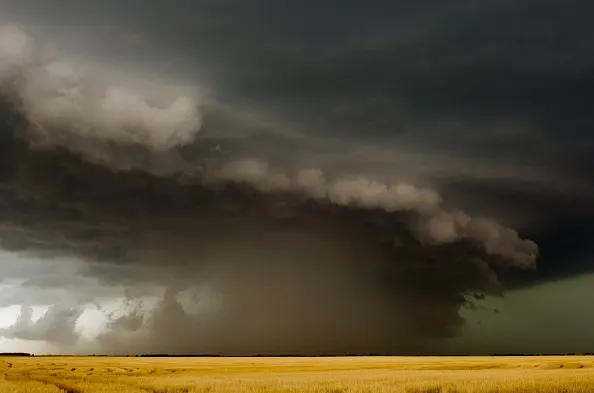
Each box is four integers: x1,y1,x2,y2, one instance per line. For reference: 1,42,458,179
441,273,594,354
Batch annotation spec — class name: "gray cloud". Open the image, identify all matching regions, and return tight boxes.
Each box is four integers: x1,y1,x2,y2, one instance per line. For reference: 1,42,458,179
0,0,592,355
0,25,542,354
0,305,83,345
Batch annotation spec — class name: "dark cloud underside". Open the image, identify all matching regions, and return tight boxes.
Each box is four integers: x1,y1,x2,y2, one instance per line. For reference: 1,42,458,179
0,0,592,354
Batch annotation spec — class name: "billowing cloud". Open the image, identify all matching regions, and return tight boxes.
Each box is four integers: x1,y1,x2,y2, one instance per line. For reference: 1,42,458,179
0,24,202,153
0,25,543,355
0,305,83,345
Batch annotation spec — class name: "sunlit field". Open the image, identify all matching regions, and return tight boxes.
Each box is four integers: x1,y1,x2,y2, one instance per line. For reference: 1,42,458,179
1,356,594,392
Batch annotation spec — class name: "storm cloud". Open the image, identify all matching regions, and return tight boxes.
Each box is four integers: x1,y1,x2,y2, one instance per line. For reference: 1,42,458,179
0,24,541,355
0,305,83,345
0,0,592,355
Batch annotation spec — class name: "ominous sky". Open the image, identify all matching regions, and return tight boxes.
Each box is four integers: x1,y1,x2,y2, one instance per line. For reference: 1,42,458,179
0,0,592,355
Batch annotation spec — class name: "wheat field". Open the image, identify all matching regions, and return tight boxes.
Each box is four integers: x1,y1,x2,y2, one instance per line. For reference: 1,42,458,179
1,355,594,392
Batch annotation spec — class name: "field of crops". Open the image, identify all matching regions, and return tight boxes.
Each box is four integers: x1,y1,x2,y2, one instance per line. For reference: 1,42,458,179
1,355,594,392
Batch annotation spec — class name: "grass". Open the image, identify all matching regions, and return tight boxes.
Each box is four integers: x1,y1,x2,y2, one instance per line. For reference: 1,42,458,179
1,356,594,392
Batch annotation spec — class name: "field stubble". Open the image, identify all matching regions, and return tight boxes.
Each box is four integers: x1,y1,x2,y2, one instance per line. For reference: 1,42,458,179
1,356,594,392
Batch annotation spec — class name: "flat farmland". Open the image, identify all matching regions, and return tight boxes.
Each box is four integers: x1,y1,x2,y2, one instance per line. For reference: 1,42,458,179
2,356,594,392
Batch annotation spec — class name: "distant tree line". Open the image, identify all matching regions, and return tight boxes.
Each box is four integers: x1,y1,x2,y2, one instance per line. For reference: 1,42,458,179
0,353,32,357
2,352,594,357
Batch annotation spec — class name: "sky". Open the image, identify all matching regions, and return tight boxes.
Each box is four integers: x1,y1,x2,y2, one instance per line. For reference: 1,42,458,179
0,0,592,355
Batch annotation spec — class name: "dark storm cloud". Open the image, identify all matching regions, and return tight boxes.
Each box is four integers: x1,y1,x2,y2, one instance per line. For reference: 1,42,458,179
0,24,541,354
0,0,592,353
0,134,532,353
5,0,593,161
35,0,590,226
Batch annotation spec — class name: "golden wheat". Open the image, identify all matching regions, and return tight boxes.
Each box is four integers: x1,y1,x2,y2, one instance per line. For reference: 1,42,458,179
1,356,594,392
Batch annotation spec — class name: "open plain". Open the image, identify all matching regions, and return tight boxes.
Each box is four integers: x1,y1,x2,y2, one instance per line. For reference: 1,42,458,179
1,356,594,392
